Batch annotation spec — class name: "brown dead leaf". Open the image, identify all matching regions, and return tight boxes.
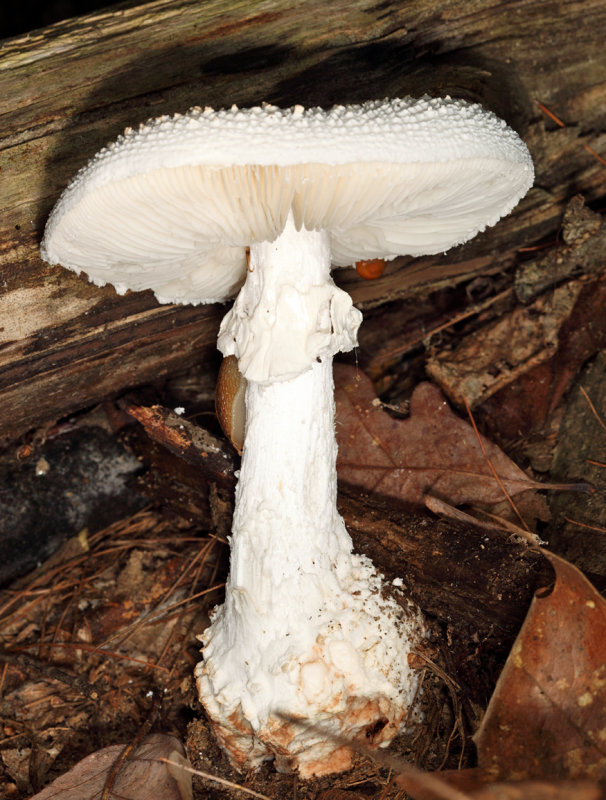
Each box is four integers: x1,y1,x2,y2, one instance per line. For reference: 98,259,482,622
401,774,602,800
474,552,606,782
464,779,601,799
480,278,606,441
390,552,605,799
335,364,555,509
28,733,192,800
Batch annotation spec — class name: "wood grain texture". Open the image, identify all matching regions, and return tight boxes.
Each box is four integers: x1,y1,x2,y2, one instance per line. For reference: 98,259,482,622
2,0,605,441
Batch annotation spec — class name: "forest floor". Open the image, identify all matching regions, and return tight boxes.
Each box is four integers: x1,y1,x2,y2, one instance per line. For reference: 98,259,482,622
1,199,605,800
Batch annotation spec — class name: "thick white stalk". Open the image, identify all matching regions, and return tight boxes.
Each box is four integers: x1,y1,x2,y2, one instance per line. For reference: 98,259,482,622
230,358,352,613
197,214,424,776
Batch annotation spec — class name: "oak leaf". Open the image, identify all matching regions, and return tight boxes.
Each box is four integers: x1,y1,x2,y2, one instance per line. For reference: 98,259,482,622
335,364,550,509
393,553,606,799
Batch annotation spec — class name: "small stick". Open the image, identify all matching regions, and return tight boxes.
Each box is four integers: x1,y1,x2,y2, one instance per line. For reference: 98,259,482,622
563,517,606,535
101,690,163,800
462,396,530,533
580,386,606,434
13,641,170,673
158,758,271,800
537,101,606,166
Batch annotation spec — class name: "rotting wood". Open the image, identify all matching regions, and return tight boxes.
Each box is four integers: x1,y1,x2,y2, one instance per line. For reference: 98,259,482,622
425,200,606,409
120,399,238,489
1,0,606,441
426,279,584,409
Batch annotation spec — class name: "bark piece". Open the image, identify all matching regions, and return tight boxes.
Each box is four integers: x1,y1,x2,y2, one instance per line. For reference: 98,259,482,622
547,352,606,583
515,196,605,304
339,488,547,698
426,281,583,409
121,401,238,489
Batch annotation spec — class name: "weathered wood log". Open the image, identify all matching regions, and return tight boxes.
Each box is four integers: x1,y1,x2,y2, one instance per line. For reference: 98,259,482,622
2,0,605,442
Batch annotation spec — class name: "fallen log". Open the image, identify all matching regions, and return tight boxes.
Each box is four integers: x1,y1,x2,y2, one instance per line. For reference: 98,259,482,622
2,0,605,441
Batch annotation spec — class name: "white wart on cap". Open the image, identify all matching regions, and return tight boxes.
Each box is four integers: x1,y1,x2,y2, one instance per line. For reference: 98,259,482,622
41,97,533,305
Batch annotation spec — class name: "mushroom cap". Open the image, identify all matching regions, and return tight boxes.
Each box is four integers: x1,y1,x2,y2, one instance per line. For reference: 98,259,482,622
41,97,534,305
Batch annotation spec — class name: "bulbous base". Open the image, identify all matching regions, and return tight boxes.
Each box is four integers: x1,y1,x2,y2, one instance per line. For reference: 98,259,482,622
203,689,404,778
196,552,424,778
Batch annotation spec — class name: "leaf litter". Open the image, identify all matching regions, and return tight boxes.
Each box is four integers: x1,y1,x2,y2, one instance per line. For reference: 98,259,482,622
332,363,606,797
398,552,606,799
1,365,603,800
476,552,606,782
334,363,584,524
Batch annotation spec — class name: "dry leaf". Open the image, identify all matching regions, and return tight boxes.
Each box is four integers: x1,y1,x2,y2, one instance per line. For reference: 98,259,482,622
465,779,601,799
402,774,602,800
335,364,552,508
475,552,606,782
28,733,192,800
480,278,606,441
394,553,605,799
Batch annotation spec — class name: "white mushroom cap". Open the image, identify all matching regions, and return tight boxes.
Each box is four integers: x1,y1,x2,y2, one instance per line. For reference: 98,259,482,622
41,97,534,305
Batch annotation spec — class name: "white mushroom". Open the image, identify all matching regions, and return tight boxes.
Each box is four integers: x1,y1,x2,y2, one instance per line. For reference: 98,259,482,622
41,97,534,777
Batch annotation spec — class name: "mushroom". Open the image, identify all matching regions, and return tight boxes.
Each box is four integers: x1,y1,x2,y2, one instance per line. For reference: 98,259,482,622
41,97,534,777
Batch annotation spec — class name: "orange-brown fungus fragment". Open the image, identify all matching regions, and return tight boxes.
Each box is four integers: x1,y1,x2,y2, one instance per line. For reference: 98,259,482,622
355,258,385,280
215,355,247,454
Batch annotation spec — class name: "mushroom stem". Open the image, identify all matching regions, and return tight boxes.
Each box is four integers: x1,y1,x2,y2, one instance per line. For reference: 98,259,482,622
233,357,349,590
197,213,424,776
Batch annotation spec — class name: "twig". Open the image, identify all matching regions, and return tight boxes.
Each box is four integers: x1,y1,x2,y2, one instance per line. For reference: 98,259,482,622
473,507,546,546
424,494,542,546
379,287,514,363
13,641,170,672
462,396,530,533
563,517,606,535
99,582,224,653
102,690,163,799
158,758,272,800
580,386,606,434
538,101,606,166
410,650,466,771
